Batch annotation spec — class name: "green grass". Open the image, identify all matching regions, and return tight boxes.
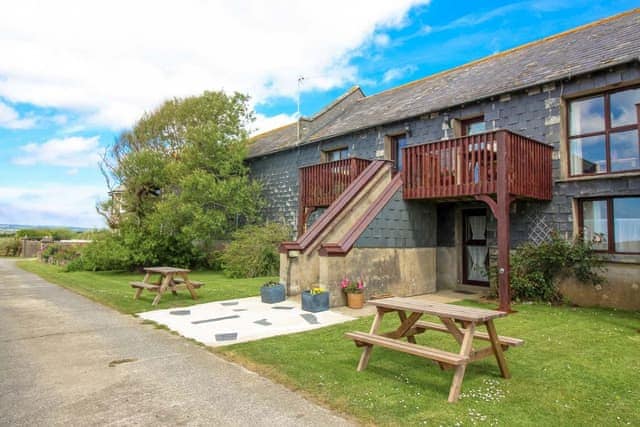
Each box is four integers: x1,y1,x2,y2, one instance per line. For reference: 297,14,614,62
218,301,640,426
17,260,276,314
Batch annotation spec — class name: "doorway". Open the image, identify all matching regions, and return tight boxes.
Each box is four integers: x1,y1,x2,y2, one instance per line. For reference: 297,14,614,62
462,209,489,286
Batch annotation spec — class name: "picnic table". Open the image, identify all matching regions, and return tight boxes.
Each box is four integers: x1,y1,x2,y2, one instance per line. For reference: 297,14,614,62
130,266,204,306
345,297,523,403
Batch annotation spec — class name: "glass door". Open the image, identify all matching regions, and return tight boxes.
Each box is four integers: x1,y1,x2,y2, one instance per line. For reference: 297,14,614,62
463,209,489,286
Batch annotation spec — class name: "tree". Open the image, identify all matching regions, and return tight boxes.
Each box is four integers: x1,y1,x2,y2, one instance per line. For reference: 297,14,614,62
97,91,263,268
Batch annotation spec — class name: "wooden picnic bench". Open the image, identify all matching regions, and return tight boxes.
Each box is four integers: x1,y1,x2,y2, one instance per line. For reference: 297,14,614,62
130,266,204,305
345,297,523,403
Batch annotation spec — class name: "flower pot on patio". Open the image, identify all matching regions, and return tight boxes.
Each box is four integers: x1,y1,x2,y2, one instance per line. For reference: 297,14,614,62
340,277,365,309
260,282,286,304
301,289,329,312
346,292,364,309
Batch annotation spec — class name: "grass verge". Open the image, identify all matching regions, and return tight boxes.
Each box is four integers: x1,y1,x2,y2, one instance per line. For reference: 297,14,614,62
16,260,276,314
218,301,640,426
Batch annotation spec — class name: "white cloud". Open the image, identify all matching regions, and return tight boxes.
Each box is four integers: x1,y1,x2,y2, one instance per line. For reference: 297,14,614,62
0,101,35,129
382,65,418,83
13,136,102,168
373,33,391,47
0,185,105,228
252,113,298,136
0,0,428,130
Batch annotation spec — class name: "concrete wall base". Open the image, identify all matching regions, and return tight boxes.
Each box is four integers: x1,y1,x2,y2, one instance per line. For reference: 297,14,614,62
318,248,437,307
558,262,640,311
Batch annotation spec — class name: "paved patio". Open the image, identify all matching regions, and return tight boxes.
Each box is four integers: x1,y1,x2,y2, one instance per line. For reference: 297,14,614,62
138,289,485,347
138,296,355,346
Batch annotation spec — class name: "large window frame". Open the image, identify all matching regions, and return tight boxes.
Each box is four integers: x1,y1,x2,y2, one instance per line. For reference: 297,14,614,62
567,85,640,177
578,196,640,254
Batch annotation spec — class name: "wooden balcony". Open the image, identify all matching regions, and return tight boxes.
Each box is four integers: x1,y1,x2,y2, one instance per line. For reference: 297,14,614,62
402,130,552,201
299,157,372,208
297,157,372,235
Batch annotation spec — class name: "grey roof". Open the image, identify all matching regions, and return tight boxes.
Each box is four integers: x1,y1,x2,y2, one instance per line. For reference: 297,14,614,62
248,9,640,159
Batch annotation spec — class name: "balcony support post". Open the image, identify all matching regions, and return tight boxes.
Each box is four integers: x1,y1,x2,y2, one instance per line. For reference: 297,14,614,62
475,131,515,313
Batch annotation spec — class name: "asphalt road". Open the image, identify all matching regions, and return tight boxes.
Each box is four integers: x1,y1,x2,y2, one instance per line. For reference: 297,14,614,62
0,258,353,426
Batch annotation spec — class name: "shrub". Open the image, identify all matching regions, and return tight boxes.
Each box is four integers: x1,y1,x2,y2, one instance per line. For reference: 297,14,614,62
0,237,21,256
221,222,290,278
66,236,134,271
40,243,83,266
510,233,605,303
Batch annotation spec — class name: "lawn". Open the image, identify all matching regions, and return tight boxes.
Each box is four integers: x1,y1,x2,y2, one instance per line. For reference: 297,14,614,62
219,301,640,426
17,260,276,314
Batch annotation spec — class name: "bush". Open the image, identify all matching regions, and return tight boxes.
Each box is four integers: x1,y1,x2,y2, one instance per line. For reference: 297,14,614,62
0,237,21,256
41,243,83,266
221,222,290,278
510,234,605,303
66,236,134,271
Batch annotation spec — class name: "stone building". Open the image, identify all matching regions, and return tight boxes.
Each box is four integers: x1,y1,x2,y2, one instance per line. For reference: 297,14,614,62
247,10,640,310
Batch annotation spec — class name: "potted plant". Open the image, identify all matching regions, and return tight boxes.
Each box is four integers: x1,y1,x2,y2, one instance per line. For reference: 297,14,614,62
301,287,329,312
260,281,286,304
341,277,365,309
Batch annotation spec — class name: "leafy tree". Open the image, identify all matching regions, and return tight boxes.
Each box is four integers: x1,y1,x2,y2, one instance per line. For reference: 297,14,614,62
95,91,263,269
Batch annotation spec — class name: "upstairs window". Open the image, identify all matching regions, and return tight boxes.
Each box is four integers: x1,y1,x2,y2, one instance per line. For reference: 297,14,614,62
569,86,640,176
461,116,486,136
324,147,349,162
390,134,407,172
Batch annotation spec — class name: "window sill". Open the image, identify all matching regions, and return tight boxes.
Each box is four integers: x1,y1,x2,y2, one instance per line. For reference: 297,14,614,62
556,171,640,183
597,253,640,264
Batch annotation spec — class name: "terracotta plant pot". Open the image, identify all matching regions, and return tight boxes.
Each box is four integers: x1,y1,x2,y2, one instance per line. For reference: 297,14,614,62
346,292,364,309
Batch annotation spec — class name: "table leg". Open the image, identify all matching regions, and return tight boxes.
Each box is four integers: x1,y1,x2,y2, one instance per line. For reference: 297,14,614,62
397,311,417,343
134,272,152,299
448,322,476,403
357,308,384,371
168,273,178,296
179,272,198,299
152,275,171,306
485,320,511,379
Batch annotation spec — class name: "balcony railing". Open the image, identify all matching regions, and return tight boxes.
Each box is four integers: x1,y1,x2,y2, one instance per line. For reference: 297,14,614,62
402,130,552,200
299,157,372,208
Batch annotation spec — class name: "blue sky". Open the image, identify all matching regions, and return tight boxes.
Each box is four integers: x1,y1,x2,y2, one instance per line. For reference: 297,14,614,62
1,0,638,228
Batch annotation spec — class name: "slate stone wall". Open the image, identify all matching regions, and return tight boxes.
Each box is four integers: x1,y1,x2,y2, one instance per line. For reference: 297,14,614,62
249,64,640,246
354,190,436,248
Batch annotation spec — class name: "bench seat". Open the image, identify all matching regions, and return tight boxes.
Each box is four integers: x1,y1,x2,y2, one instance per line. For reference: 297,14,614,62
345,331,468,366
171,278,204,287
414,321,524,347
130,281,160,290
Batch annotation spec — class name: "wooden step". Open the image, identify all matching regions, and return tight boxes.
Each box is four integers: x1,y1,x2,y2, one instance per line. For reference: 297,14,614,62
414,321,524,347
345,331,468,365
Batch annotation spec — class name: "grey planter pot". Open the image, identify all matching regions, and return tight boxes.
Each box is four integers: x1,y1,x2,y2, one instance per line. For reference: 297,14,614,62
260,283,286,304
301,290,329,312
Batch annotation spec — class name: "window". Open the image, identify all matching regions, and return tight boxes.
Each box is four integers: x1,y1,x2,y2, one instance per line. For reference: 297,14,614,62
389,134,407,172
579,196,640,253
324,147,348,162
568,86,640,176
461,116,486,136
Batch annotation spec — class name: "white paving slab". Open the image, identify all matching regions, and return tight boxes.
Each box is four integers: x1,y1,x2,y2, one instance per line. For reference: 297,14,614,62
137,296,355,347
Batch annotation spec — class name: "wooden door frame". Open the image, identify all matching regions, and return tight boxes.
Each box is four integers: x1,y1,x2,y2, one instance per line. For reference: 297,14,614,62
462,208,490,286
